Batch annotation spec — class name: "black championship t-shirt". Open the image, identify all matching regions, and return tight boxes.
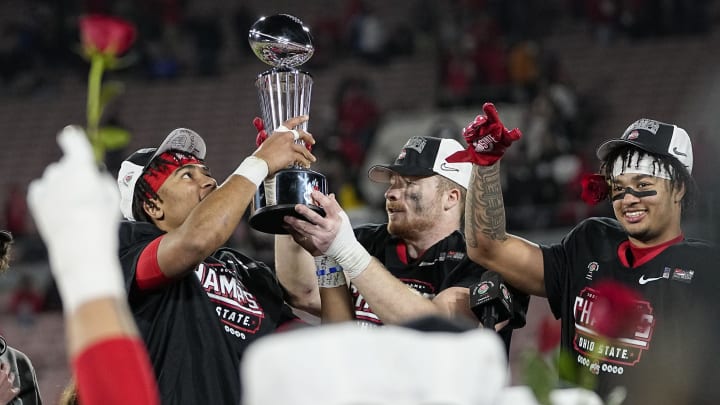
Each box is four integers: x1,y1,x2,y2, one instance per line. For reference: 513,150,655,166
119,221,296,405
543,217,720,404
353,224,529,350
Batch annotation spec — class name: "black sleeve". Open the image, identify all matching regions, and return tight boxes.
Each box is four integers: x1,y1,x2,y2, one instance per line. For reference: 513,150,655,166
439,256,485,289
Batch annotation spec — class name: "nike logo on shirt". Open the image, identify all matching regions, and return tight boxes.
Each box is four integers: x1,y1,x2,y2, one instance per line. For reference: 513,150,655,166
638,275,664,285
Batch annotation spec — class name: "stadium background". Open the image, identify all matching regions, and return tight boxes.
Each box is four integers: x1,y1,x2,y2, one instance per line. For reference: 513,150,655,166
0,0,718,401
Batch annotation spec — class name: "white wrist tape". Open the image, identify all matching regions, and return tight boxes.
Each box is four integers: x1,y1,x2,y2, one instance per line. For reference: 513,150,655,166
315,255,346,288
324,212,372,280
234,156,269,186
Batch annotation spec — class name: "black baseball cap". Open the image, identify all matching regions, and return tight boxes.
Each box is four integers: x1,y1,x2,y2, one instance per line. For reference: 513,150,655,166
368,136,471,189
596,118,693,173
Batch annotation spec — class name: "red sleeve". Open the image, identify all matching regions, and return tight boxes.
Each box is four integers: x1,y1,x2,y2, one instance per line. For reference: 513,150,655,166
72,337,160,405
135,236,171,290
274,317,307,333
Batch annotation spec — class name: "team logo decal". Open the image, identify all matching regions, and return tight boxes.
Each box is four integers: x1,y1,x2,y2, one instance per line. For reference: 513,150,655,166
500,284,511,302
573,287,656,374
671,267,695,283
195,262,265,339
123,172,135,186
625,119,660,135
303,178,321,203
402,136,427,154
475,281,492,295
585,262,599,281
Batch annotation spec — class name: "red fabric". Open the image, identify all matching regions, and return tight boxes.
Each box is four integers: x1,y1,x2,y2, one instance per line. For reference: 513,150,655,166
142,152,202,195
617,234,684,268
73,337,159,405
446,102,522,166
136,236,171,289
395,241,408,265
274,318,307,333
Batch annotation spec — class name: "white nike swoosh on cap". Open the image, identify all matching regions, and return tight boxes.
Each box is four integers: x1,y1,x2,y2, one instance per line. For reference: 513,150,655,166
439,162,459,172
672,147,687,157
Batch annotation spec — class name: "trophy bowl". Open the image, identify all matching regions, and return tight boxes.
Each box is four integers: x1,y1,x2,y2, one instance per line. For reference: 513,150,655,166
247,14,327,234
249,14,314,69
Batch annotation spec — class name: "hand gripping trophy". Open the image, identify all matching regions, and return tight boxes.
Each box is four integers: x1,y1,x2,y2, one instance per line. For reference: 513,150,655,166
248,14,327,234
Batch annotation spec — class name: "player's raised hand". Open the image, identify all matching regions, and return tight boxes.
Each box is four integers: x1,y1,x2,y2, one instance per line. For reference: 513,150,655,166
27,125,125,314
252,116,316,174
446,102,522,166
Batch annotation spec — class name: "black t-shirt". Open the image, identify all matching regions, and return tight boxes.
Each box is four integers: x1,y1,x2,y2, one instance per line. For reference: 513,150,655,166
353,224,529,350
542,217,720,404
118,221,296,405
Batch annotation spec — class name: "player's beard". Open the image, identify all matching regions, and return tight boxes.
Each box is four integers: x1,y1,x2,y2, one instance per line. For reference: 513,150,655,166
387,192,442,240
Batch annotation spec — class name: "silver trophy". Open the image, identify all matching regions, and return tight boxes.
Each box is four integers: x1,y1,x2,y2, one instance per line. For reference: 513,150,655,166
248,14,327,234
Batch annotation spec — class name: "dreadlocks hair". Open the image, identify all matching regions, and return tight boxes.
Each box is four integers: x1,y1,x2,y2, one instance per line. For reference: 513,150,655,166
0,230,13,273
600,144,697,213
131,150,203,222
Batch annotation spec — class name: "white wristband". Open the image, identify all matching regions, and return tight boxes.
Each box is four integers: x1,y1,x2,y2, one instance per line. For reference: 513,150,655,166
315,255,346,288
324,212,372,280
234,156,269,186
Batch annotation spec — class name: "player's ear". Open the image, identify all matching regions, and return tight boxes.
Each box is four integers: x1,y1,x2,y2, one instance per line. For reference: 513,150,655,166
443,186,462,211
143,199,164,220
672,181,686,204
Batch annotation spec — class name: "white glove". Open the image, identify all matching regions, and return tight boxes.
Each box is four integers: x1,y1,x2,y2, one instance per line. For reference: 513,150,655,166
27,125,126,314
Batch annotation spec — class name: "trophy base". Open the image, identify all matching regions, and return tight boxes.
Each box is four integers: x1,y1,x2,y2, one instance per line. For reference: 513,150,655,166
249,168,328,234
249,204,325,234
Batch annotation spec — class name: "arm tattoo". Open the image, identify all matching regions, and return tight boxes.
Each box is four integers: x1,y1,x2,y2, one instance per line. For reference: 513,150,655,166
465,164,507,247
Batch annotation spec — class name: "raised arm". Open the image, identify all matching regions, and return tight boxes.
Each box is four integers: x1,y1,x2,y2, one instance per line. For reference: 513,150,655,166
465,164,545,296
28,126,160,405
274,234,321,315
447,103,545,296
156,116,316,278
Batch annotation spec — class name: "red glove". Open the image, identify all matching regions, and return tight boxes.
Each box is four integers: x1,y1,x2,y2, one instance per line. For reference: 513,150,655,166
253,117,313,152
253,117,269,147
446,103,522,166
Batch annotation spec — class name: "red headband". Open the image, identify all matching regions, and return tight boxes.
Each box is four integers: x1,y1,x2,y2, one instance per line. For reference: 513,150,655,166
143,152,202,196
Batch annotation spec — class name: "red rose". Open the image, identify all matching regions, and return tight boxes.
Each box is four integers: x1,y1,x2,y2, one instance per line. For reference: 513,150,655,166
591,280,645,339
538,315,561,354
580,173,609,206
80,14,136,56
